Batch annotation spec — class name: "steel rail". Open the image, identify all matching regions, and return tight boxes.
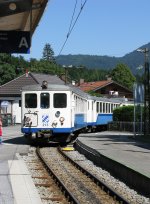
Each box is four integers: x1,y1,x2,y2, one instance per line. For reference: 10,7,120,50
36,147,79,204
58,146,130,204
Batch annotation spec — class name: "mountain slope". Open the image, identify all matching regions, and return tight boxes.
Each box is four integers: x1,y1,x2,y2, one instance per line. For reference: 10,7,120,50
56,43,150,74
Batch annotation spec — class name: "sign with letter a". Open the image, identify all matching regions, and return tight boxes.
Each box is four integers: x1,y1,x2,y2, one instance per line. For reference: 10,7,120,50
0,31,31,53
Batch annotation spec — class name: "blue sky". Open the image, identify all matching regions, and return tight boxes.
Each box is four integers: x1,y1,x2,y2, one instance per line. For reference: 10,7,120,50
22,0,150,60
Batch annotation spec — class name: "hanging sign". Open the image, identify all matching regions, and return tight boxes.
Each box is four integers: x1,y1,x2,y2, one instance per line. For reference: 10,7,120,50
0,31,30,54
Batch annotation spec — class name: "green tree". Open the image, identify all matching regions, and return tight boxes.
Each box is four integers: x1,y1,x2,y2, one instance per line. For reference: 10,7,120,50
67,66,108,84
30,59,63,76
12,55,30,75
0,54,16,85
110,63,136,90
42,43,55,63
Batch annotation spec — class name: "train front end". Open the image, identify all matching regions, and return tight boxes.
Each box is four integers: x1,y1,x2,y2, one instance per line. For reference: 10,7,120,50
21,82,73,143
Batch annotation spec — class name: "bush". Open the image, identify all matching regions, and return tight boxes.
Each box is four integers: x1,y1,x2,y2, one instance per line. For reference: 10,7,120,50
113,106,134,122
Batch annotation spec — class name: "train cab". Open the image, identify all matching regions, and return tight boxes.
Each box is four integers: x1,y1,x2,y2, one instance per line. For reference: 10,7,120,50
21,84,73,141
21,82,88,143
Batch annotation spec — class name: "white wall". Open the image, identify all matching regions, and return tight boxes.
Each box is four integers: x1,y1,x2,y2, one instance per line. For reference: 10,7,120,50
12,100,21,123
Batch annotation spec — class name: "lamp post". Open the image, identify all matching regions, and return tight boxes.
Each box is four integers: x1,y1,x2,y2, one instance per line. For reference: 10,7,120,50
137,48,150,136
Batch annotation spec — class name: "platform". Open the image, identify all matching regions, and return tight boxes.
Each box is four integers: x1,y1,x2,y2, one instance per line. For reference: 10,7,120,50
77,131,150,177
0,125,42,204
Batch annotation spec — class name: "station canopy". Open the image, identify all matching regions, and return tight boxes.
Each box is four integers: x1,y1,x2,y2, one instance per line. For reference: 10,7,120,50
0,0,48,35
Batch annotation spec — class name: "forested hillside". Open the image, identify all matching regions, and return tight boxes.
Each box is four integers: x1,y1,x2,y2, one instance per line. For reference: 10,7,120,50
0,53,109,85
56,42,150,74
0,42,145,89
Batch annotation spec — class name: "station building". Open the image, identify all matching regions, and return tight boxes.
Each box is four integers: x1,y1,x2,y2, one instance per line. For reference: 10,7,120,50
0,72,64,125
78,78,133,99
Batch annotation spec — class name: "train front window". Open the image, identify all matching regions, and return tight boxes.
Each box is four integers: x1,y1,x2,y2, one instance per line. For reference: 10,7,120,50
54,93,67,108
41,93,50,108
25,93,37,108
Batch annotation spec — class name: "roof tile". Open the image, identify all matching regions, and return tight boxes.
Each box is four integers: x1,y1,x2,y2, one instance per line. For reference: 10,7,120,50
79,80,112,91
0,72,64,96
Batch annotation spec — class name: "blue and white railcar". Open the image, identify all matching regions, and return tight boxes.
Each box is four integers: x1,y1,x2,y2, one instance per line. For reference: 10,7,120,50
95,97,121,127
21,82,88,142
86,96,121,131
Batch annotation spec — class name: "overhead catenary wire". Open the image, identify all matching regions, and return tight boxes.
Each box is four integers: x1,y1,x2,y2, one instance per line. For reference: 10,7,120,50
68,0,78,36
58,0,88,56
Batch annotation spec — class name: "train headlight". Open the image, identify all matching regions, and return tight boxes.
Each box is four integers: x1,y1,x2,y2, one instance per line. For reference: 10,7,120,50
52,120,58,128
59,117,65,125
55,111,60,118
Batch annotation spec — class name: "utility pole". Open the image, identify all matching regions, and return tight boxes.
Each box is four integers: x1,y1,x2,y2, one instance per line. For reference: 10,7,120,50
63,65,73,84
63,65,67,84
137,48,150,136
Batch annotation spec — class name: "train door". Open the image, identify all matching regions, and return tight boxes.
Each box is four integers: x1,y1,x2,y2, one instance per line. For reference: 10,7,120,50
71,93,75,128
92,100,97,122
87,99,94,123
38,92,51,127
51,92,71,131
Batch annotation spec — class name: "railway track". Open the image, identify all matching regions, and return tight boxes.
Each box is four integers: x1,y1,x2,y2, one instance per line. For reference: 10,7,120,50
21,146,149,204
21,147,69,204
36,146,129,204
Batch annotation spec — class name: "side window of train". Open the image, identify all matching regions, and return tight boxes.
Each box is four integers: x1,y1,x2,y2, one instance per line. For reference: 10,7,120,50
103,102,105,113
54,93,67,108
111,104,113,113
41,93,50,109
25,93,37,108
100,102,102,113
96,102,99,113
19,100,21,107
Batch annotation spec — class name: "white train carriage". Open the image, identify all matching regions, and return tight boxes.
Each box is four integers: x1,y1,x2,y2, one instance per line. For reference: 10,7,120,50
21,81,88,142
86,96,121,131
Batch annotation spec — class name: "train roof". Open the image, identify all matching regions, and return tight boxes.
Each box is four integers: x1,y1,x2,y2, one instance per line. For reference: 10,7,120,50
21,82,129,104
21,83,88,98
22,83,70,91
91,96,125,103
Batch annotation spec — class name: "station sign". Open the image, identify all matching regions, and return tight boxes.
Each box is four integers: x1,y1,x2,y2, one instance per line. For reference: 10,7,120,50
133,83,144,104
0,31,31,54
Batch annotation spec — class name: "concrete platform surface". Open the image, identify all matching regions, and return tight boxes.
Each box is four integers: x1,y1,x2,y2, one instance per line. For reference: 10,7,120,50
78,131,150,178
0,125,42,204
